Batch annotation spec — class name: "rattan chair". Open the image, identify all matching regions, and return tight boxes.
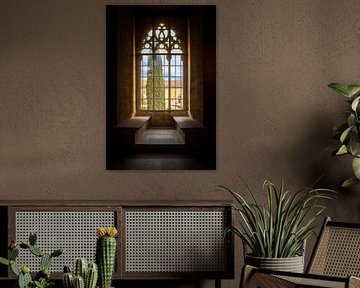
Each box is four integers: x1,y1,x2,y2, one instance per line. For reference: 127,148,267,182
241,217,360,288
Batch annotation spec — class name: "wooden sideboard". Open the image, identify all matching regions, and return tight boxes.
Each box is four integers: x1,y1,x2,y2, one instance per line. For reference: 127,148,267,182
0,201,234,288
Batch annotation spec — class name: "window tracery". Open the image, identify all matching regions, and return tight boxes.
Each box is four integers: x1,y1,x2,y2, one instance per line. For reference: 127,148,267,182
137,22,186,111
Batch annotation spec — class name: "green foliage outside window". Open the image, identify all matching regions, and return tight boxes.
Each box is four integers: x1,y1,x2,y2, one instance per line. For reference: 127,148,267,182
146,55,166,110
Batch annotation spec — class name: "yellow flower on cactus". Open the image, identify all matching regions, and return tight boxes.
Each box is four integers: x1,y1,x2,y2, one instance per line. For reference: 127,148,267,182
96,227,118,238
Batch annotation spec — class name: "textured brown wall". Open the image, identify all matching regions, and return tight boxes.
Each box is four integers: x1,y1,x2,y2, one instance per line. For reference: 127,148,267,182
190,6,204,124
116,6,134,123
1,0,360,287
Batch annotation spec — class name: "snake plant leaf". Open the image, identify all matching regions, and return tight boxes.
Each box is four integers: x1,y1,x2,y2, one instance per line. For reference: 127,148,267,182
351,96,360,111
336,144,348,155
352,157,360,180
328,83,351,97
347,85,360,97
220,179,335,258
342,177,360,188
340,126,353,143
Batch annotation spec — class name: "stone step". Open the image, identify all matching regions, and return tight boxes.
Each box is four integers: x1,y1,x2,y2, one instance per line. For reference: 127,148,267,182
135,128,185,145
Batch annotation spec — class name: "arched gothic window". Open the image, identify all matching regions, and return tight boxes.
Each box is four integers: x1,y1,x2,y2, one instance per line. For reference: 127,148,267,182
136,20,187,111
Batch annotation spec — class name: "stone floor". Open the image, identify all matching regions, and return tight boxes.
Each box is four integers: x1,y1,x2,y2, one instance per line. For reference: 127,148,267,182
136,128,185,145
109,128,215,170
110,152,210,170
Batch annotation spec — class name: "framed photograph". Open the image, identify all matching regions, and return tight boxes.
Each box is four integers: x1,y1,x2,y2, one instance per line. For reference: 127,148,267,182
106,5,216,170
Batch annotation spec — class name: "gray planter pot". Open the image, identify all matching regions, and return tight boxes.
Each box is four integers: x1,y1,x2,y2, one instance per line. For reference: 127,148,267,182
245,254,305,273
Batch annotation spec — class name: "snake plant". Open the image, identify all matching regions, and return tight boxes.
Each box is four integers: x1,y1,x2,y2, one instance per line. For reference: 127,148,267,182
219,178,335,258
328,82,360,187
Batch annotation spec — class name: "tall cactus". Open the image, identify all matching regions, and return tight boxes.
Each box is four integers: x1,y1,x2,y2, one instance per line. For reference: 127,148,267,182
96,227,118,288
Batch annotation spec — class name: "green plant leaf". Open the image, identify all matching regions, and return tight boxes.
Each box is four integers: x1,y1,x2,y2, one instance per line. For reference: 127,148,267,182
349,135,360,157
352,157,360,179
351,96,360,111
0,257,9,266
336,144,348,155
340,126,353,143
347,114,356,129
347,85,360,97
342,177,360,188
328,83,351,97
221,179,335,258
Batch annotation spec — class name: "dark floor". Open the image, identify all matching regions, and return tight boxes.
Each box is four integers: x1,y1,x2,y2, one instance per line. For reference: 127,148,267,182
109,128,215,170
110,152,210,170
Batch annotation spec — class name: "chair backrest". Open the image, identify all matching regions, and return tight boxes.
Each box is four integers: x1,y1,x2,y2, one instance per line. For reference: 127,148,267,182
307,217,360,277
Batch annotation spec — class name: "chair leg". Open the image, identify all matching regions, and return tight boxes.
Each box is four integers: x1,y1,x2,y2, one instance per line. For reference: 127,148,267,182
215,278,221,288
240,265,255,288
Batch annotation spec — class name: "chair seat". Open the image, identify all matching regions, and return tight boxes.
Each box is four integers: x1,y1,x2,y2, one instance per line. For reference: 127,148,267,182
243,265,360,288
277,274,346,288
241,218,360,288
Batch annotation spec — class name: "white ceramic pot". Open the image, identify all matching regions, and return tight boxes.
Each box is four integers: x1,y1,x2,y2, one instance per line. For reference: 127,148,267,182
245,254,305,273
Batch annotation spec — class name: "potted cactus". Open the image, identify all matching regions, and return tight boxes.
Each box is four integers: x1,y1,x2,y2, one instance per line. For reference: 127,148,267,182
96,227,118,288
62,258,98,288
0,232,64,288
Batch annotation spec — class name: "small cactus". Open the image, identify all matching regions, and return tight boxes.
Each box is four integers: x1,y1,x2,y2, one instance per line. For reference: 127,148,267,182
96,227,118,288
85,263,98,288
0,257,9,266
10,260,20,276
63,272,74,288
64,265,72,273
63,259,98,288
29,232,37,246
41,253,52,270
74,275,85,288
19,243,29,249
0,232,63,288
29,245,44,257
18,268,32,288
74,258,88,279
51,248,64,257
9,247,19,260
